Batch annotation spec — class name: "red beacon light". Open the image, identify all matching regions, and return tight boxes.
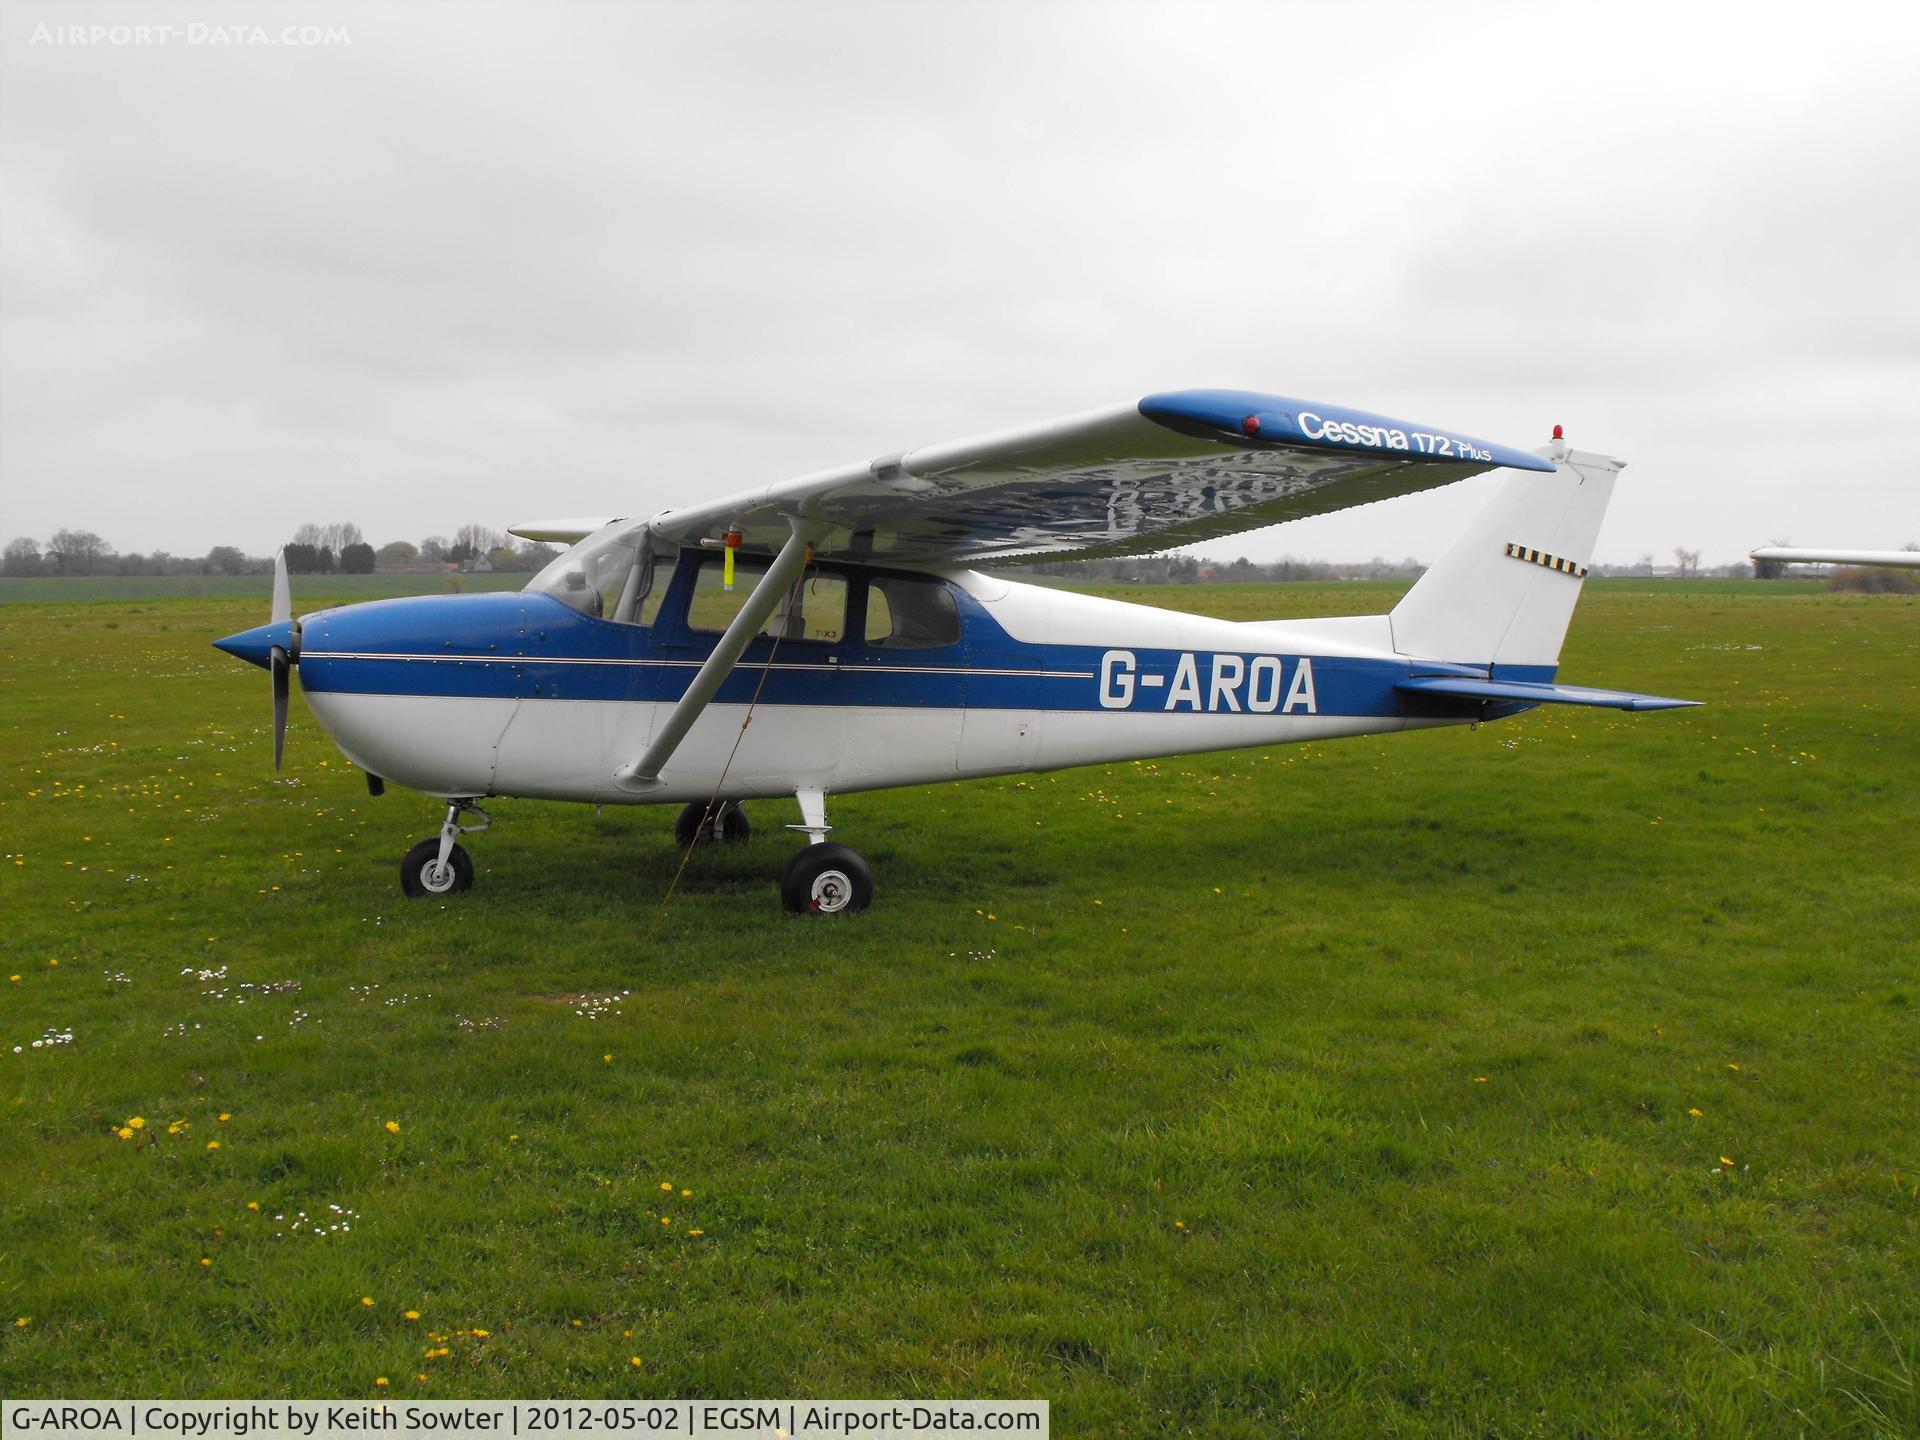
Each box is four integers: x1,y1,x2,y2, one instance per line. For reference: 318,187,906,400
1551,424,1564,441
1241,414,1262,437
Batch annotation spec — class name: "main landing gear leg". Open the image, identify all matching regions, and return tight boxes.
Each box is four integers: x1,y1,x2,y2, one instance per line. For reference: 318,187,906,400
780,786,871,915
399,799,489,898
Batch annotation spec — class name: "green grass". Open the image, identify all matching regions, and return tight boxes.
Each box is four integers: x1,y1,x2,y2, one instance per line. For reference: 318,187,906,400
1,583,1915,1434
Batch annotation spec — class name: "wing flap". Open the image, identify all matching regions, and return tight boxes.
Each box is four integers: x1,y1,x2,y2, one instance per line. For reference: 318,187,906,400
1396,676,1700,712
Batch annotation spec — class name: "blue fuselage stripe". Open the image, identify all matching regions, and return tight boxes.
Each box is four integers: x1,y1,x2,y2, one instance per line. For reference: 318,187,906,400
294,588,1544,719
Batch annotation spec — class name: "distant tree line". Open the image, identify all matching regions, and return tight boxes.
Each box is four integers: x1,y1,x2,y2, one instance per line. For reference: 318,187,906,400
10,523,1912,586
1,520,559,578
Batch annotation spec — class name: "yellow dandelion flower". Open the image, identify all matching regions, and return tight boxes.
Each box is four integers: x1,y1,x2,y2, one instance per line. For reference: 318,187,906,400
415,1375,428,1384
1720,1156,1735,1166
206,1140,220,1151
374,1378,388,1389
471,1329,489,1339
200,1257,212,1267
1727,1063,1741,1071
385,1120,400,1134
603,1054,612,1064
8,975,18,984
1688,1108,1703,1117
14,1317,29,1328
660,1182,672,1191
1474,1077,1488,1084
116,1128,133,1141
219,1113,231,1122
661,1216,671,1226
247,1201,260,1211
361,1297,375,1308
686,1229,704,1237
127,1117,145,1130
630,1357,642,1368
1174,1220,1185,1229
623,1330,633,1338
404,1310,420,1321
509,1134,519,1142
680,1189,691,1198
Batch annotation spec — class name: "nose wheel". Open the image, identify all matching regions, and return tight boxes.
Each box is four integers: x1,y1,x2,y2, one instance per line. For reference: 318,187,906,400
399,799,488,898
674,799,751,848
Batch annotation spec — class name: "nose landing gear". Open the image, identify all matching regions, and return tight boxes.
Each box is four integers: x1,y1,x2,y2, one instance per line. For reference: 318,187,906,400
399,798,490,898
673,799,752,848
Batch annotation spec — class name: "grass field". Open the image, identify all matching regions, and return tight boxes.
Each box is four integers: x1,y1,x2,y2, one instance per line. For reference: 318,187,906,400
1,579,1915,1435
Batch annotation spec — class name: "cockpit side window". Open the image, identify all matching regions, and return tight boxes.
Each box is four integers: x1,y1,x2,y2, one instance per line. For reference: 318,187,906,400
687,558,848,642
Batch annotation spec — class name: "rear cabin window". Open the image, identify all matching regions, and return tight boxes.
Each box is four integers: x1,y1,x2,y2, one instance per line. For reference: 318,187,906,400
865,575,961,649
687,559,848,643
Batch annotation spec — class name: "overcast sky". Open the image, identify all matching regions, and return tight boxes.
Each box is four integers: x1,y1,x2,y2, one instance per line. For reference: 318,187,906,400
2,0,1915,568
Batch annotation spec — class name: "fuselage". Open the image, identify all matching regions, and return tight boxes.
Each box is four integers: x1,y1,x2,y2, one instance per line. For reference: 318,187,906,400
288,555,1525,804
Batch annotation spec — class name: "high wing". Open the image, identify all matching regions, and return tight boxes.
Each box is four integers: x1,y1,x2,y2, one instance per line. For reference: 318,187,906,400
633,390,1554,566
509,516,621,545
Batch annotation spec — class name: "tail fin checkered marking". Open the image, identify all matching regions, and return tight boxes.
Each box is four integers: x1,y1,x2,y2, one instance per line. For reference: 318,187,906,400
1505,542,1588,579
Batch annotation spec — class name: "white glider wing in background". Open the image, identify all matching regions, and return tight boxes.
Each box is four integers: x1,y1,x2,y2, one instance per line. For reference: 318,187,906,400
1750,547,1920,569
626,390,1556,566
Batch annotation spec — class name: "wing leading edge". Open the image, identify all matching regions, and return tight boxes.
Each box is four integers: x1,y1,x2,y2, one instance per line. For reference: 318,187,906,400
643,390,1555,567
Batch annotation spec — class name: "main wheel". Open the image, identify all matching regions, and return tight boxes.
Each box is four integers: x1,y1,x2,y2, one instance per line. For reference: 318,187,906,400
780,842,872,915
674,800,750,848
399,838,474,898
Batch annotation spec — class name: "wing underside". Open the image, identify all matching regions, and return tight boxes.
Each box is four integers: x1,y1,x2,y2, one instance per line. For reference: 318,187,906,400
642,390,1554,566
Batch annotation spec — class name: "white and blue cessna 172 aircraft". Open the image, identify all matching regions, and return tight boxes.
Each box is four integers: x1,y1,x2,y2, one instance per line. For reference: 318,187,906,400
214,389,1696,913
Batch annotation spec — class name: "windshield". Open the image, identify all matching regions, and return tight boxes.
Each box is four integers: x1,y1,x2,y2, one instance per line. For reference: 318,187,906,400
525,524,652,621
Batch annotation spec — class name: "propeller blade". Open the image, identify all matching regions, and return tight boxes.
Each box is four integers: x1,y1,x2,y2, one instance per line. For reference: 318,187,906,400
271,645,289,770
271,550,291,626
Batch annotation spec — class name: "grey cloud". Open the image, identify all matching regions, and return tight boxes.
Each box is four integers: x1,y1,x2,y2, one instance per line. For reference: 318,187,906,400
2,0,1916,564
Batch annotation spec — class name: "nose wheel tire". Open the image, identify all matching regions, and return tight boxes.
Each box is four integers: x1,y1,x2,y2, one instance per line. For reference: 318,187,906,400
400,839,474,898
780,842,872,915
674,800,751,848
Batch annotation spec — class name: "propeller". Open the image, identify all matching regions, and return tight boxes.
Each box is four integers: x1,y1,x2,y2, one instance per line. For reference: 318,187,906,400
211,550,302,769
269,550,297,770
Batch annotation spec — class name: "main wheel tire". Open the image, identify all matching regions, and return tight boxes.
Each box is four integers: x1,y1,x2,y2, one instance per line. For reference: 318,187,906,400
780,842,872,915
674,800,750,848
399,838,474,898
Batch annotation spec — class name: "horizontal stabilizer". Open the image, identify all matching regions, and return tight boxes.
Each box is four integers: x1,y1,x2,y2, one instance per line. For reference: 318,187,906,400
1397,676,1700,712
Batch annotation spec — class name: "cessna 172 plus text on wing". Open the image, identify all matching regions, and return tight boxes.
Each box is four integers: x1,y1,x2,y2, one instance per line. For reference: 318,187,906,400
214,390,1697,913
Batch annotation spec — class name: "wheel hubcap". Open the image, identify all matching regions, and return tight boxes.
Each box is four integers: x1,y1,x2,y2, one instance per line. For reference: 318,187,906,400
422,861,453,893
809,869,852,913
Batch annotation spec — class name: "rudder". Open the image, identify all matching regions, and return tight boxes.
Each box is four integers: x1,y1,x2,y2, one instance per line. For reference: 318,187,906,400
1389,441,1623,670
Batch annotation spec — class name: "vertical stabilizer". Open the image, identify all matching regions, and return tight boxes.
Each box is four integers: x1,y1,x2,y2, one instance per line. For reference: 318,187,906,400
1389,443,1622,670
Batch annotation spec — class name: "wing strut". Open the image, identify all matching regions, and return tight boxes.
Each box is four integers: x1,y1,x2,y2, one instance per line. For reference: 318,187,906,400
613,519,823,793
